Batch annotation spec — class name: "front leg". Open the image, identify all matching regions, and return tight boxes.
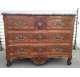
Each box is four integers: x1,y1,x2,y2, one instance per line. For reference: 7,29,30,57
6,58,11,67
67,57,72,65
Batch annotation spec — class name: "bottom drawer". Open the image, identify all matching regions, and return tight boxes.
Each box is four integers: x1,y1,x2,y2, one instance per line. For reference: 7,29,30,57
8,43,71,56
8,45,38,56
41,45,71,55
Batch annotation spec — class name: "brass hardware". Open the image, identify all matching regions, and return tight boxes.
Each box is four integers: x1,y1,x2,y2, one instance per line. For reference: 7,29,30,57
37,34,43,40
38,22,42,27
53,35,63,40
53,21,64,26
16,35,26,40
15,21,27,26
37,46,43,52
17,48,26,53
53,48,63,52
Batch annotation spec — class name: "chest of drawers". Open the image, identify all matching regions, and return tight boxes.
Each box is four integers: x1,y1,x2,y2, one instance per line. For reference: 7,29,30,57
2,13,75,67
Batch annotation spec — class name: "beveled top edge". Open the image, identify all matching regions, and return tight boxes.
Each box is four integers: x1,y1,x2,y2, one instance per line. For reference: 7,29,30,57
1,11,76,16
2,13,76,16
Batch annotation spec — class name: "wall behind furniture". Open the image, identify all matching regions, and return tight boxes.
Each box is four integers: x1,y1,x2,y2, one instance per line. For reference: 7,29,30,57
0,0,80,49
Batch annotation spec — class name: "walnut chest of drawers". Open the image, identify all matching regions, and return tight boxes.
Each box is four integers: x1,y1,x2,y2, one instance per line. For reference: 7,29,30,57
2,13,75,67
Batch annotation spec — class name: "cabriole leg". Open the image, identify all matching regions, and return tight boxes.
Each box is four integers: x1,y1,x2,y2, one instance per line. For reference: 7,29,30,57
67,57,72,65
6,59,11,67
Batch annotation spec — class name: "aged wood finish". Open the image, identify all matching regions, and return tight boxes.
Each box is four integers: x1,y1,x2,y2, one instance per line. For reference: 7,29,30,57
3,14,75,66
8,30,71,43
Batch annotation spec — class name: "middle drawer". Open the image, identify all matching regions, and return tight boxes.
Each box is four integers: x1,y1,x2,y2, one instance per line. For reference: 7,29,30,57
8,30,71,43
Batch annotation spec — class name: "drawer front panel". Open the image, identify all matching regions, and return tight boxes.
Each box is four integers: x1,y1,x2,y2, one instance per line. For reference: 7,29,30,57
6,15,75,30
8,43,71,55
8,45,39,55
7,15,36,30
8,45,33,53
46,16,74,30
8,31,71,43
41,45,71,55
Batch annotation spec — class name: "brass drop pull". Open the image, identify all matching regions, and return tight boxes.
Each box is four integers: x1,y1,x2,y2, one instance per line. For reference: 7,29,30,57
53,48,63,52
17,48,26,53
37,46,43,52
53,35,63,40
37,34,43,40
53,21,64,26
16,35,26,40
15,21,27,26
38,22,42,27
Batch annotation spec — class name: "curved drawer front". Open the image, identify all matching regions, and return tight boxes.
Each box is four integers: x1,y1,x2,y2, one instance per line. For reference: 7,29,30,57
34,44,71,55
8,43,71,56
46,16,74,30
41,45,71,55
8,31,71,43
7,15,36,30
8,45,39,56
6,15,75,30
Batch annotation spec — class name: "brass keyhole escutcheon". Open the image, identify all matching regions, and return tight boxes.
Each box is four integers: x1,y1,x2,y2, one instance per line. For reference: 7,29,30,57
38,22,42,27
15,21,27,26
37,46,43,52
53,35,63,40
17,48,26,53
53,21,64,26
37,34,43,40
52,48,63,52
16,35,26,40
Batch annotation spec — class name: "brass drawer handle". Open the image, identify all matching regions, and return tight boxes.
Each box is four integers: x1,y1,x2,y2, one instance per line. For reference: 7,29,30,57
37,34,43,40
15,21,27,26
17,48,26,53
16,35,27,40
53,21,64,26
53,35,63,40
53,48,63,52
38,22,42,27
37,46,43,52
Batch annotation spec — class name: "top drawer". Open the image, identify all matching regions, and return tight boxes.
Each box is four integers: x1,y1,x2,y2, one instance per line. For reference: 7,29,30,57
6,15,75,30
6,15,36,30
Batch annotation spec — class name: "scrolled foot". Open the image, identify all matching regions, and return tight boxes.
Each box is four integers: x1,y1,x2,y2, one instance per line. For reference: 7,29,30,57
6,60,11,67
67,58,72,65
